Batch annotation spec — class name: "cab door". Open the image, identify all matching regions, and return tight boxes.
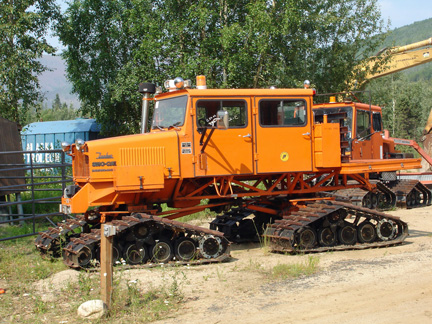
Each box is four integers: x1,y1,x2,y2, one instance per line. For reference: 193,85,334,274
352,109,384,159
193,97,254,176
255,97,313,173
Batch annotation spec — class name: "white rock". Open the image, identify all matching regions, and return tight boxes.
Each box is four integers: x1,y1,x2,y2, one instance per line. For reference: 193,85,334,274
77,300,108,319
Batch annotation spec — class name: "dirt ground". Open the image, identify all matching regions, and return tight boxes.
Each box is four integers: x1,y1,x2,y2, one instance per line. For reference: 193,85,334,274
39,206,432,324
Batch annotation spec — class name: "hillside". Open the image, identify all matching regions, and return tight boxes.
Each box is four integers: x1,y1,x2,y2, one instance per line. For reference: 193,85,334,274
38,55,80,108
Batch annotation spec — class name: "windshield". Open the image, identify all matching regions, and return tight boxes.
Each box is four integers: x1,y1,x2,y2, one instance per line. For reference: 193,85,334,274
151,95,188,129
314,106,353,136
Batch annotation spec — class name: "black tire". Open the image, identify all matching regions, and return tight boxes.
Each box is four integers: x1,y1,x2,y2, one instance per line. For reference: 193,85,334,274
415,191,422,205
94,242,121,265
406,192,414,207
74,246,93,267
150,238,174,263
112,243,121,265
376,219,396,241
357,221,376,243
363,193,372,209
199,235,224,259
133,223,151,239
338,223,357,245
371,194,378,209
174,237,197,261
328,211,343,224
297,226,317,249
318,227,337,247
123,243,148,265
377,193,385,209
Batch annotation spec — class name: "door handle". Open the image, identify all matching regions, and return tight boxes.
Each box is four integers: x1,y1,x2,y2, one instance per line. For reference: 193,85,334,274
302,132,311,136
242,133,252,138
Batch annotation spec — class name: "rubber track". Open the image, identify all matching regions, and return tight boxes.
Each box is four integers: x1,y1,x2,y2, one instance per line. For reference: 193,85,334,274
263,200,408,253
62,213,230,269
330,182,396,210
385,180,432,208
35,215,87,255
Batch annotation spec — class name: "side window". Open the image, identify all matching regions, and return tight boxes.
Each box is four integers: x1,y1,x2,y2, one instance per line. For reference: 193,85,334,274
372,112,382,132
259,99,307,126
196,100,247,128
357,110,371,137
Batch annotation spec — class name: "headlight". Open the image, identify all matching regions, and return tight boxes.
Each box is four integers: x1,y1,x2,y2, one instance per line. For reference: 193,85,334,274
75,139,85,152
61,141,71,153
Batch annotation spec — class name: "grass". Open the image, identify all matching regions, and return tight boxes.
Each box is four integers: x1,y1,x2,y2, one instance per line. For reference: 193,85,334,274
271,256,320,280
0,236,184,323
171,199,218,224
242,255,320,281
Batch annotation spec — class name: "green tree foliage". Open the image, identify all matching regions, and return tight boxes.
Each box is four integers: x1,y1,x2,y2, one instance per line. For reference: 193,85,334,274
56,0,161,136
22,94,79,124
57,0,387,135
157,0,387,91
0,0,59,125
369,74,432,141
41,93,78,121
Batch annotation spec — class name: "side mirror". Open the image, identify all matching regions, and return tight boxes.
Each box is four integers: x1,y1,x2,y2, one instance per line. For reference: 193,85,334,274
216,110,229,130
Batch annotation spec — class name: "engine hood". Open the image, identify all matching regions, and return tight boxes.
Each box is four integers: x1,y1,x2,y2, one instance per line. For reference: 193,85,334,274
72,131,181,183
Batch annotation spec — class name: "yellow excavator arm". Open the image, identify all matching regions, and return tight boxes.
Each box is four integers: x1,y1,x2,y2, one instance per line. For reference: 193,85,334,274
353,37,432,134
356,37,432,83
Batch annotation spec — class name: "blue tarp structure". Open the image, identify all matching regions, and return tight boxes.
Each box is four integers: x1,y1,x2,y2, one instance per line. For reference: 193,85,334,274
21,119,100,164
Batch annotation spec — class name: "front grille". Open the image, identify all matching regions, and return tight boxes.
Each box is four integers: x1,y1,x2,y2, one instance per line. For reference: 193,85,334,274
120,147,166,166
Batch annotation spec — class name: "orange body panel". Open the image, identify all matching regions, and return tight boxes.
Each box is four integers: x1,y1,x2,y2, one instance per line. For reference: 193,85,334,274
314,122,341,168
192,96,254,176
254,96,313,173
62,88,421,215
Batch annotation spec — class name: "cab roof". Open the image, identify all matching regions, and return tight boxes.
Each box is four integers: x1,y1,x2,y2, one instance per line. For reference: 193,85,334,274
155,88,315,99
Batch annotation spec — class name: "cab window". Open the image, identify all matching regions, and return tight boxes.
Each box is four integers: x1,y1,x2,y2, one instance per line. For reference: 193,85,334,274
259,99,307,126
372,112,382,132
196,100,247,128
152,95,188,129
357,110,371,137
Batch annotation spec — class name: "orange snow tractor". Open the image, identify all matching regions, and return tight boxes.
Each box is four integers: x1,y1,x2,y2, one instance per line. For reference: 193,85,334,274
314,96,432,209
36,76,422,267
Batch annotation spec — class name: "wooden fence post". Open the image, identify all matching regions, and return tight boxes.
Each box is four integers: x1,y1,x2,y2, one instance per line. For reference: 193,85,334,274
100,223,115,309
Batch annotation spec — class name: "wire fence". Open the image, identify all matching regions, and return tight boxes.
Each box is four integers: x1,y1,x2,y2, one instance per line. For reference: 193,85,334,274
0,149,72,241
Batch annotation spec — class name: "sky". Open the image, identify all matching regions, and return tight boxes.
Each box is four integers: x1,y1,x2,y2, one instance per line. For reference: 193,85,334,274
378,0,432,29
48,0,432,52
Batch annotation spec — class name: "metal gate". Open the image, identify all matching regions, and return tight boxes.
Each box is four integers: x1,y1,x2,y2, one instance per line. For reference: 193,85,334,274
0,149,72,241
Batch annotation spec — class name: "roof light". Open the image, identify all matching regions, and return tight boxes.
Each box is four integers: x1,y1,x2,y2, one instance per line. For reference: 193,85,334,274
196,75,207,89
304,80,310,89
330,96,336,103
164,77,192,91
174,77,184,89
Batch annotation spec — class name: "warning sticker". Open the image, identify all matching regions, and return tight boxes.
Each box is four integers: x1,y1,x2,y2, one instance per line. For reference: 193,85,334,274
280,152,289,162
181,142,191,148
182,148,192,154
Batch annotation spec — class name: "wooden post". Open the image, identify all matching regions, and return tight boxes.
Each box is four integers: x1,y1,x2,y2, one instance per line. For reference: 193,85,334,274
100,223,115,309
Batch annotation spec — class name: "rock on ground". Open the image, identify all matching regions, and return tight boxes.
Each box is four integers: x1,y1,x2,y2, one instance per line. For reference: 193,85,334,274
77,299,108,320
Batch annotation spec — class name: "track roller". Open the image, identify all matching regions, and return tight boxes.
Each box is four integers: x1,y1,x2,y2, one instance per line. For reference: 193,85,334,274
59,213,230,269
264,200,408,253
